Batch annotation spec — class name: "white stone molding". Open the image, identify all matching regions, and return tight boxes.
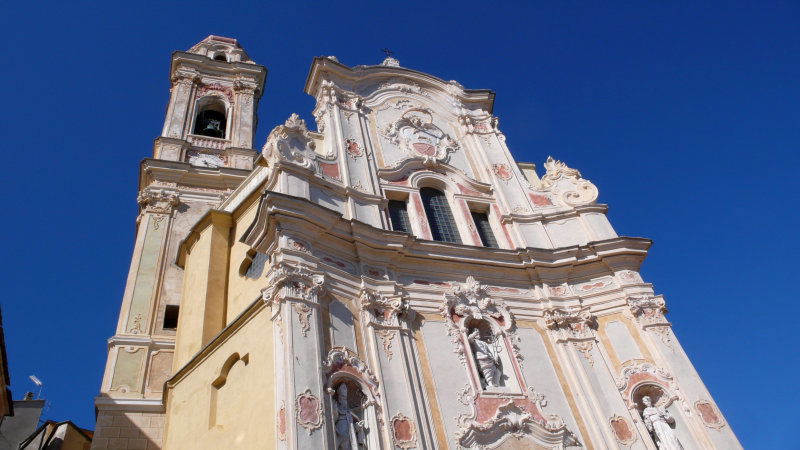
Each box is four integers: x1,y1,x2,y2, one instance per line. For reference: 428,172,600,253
616,362,686,414
293,303,312,337
376,330,395,360
295,388,323,435
321,347,380,397
375,77,431,98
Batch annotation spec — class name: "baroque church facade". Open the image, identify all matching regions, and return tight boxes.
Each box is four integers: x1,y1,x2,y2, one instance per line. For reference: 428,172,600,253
92,36,741,449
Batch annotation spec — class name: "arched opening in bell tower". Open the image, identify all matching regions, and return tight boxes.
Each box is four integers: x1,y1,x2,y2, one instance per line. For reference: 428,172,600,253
193,97,228,138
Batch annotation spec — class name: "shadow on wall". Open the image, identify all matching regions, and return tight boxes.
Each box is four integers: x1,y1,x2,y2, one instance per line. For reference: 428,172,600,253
91,411,163,450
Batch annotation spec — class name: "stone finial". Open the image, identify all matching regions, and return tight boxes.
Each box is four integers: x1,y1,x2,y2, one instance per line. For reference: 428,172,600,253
381,56,400,67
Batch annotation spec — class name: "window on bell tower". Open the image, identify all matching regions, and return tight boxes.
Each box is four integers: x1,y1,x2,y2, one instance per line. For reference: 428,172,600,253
193,97,227,139
420,187,462,244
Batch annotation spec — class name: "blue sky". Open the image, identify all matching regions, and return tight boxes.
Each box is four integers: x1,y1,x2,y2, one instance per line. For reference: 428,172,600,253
3,1,798,447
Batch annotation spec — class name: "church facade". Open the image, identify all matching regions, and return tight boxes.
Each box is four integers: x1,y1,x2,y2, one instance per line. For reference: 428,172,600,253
92,36,741,449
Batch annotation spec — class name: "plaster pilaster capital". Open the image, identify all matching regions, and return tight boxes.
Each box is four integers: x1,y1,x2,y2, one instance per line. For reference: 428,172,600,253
137,188,180,214
170,70,200,87
261,261,325,305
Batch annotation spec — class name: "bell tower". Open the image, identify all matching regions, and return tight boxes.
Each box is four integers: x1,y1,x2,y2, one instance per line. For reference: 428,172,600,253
156,35,267,169
91,36,266,450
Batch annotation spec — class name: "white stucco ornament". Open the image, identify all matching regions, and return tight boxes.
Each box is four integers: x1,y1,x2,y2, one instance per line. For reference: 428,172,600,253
535,156,599,207
381,108,459,167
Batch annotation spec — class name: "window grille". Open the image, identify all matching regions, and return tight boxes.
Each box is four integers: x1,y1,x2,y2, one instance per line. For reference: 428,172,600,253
471,211,499,248
388,200,412,233
420,188,462,244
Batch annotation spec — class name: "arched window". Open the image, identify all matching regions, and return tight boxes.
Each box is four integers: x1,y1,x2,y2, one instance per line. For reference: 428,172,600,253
193,97,227,138
420,187,461,244
213,53,227,62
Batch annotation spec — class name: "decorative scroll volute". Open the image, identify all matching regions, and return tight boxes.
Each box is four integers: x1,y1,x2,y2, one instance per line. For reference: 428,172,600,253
528,156,599,207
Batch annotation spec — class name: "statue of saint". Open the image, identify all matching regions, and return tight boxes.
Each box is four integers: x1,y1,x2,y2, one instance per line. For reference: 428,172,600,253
333,383,367,450
640,395,683,450
468,328,501,387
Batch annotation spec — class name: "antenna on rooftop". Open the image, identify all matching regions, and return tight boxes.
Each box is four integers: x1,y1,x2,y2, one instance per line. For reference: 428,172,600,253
29,375,43,399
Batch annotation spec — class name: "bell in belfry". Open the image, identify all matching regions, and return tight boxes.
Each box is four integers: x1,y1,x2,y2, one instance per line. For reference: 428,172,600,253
204,119,222,135
194,109,226,138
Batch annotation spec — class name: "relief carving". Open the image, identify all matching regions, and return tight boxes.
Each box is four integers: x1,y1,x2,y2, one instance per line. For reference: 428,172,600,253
380,108,459,167
390,412,417,449
695,400,725,429
295,389,323,434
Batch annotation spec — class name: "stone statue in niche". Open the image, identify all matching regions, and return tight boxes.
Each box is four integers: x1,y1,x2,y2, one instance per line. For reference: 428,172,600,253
468,328,502,388
333,383,368,450
641,396,683,450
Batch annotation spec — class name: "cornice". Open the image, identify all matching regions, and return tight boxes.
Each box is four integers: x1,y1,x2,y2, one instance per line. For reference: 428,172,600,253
170,51,267,97
139,158,252,194
240,191,651,272
304,57,496,113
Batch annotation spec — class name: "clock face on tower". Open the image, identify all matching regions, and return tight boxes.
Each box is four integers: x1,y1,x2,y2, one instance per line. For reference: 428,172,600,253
189,153,225,168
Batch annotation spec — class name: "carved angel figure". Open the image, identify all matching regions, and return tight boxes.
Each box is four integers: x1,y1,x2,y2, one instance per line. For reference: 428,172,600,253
641,396,683,450
468,329,501,388
333,384,367,450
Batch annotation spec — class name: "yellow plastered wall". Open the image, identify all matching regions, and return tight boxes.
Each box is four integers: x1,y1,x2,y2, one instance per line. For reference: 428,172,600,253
226,201,268,324
173,212,232,370
164,307,275,449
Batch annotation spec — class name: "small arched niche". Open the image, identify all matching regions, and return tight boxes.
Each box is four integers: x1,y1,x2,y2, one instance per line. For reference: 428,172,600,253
329,375,379,449
632,383,691,449
193,96,228,138
464,318,520,392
